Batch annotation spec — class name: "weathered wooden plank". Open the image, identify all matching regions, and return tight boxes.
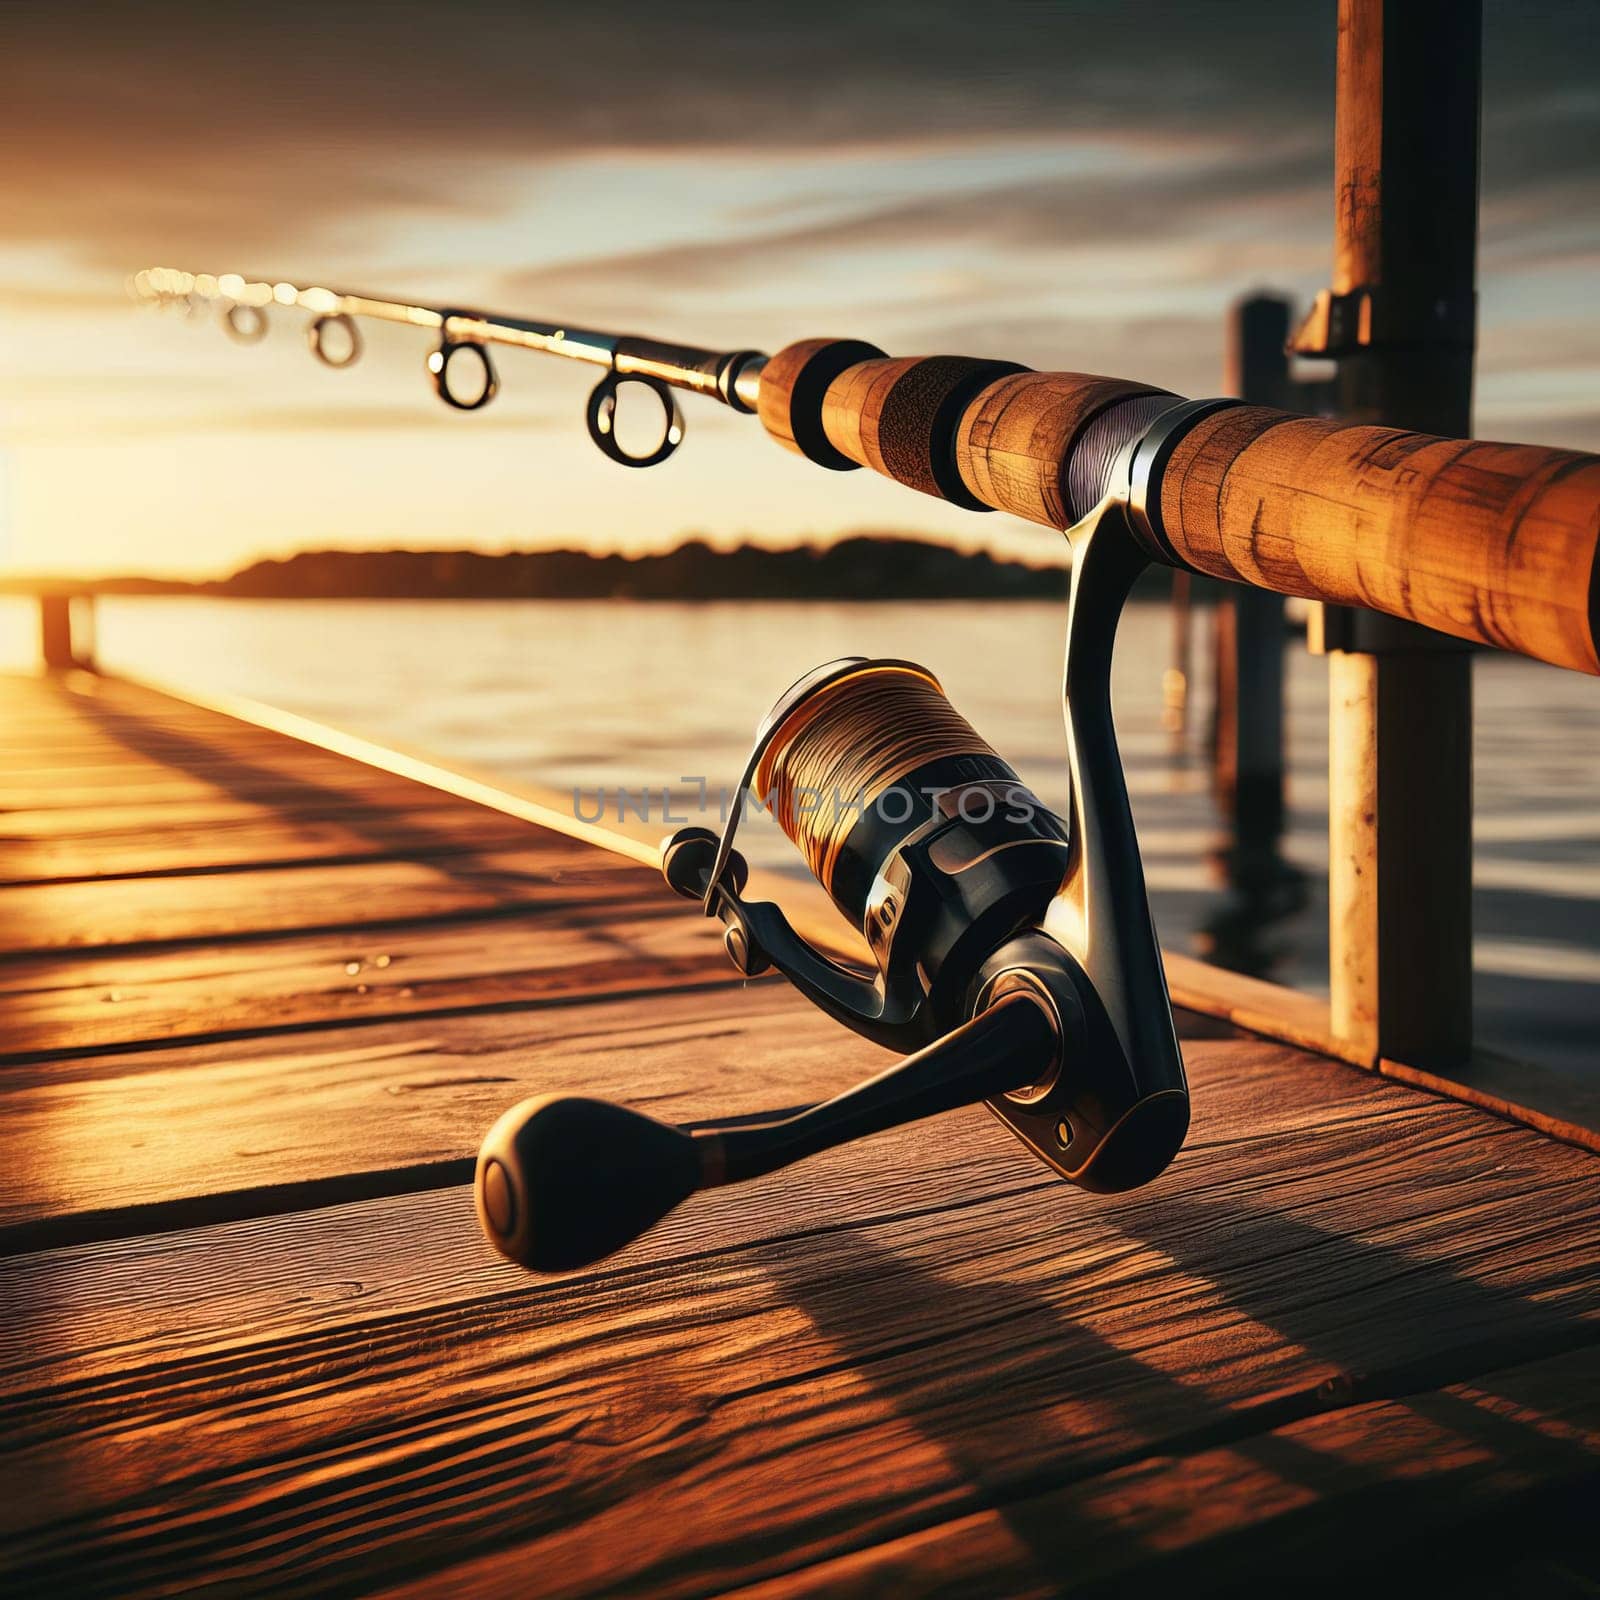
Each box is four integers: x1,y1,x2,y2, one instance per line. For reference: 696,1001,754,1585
0,1114,1035,1398
0,726,422,770
1163,959,1600,1153
0,930,1525,1245
0,973,1438,1249
0,980,879,1242
0,845,657,956
707,1346,1600,1599
1163,951,1353,1063
0,907,734,1060
0,793,411,840
0,737,433,786
0,801,540,883
0,683,463,824
1,1041,1594,1598
0,728,374,764
5,1043,1587,1397
0,766,442,814
0,692,427,791
2,666,1594,1597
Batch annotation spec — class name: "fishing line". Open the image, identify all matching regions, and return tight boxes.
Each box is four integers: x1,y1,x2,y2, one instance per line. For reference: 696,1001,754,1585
754,664,998,893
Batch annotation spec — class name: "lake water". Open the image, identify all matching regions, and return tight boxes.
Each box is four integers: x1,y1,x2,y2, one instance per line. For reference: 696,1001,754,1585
8,595,1596,1082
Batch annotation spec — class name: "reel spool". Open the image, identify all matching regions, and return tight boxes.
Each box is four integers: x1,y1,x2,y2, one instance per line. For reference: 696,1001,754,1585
716,659,1075,1046
477,491,1191,1273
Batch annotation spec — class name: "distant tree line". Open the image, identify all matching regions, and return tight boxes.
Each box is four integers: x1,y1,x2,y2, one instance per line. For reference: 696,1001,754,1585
7,536,1081,601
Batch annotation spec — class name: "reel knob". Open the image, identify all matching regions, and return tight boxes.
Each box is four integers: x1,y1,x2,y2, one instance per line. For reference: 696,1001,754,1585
476,1094,701,1273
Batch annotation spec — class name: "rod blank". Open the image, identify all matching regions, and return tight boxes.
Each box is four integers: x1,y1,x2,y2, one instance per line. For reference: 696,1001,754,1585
134,266,623,366
135,266,771,466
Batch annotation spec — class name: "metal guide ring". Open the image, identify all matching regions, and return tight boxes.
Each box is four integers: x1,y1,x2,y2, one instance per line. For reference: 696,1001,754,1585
308,313,363,369
428,339,499,410
222,303,268,344
585,373,684,468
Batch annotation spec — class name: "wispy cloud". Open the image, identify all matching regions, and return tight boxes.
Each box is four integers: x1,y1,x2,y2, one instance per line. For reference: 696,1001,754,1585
2,0,1597,576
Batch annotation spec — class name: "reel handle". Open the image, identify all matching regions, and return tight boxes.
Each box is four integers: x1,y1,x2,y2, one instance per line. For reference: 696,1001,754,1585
475,992,1057,1273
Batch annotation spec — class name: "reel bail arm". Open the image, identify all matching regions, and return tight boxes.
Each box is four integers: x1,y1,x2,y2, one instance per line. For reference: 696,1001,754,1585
663,824,920,1048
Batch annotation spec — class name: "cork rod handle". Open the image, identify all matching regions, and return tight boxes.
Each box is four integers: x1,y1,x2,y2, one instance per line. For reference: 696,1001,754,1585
757,340,1600,675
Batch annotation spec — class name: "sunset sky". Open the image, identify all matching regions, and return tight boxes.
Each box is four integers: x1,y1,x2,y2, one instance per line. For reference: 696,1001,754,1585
3,0,1597,578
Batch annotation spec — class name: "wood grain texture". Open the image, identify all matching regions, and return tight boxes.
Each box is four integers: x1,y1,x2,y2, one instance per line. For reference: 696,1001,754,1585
817,356,1024,507
0,672,660,954
955,370,1172,528
758,341,1600,673
0,980,873,1242
1316,0,1479,1075
0,907,735,1062
0,764,415,814
1158,406,1600,675
1333,0,1383,298
719,1346,1600,1599
0,846,652,954
3,669,1597,1594
1327,649,1474,1070
1161,952,1351,1063
782,361,1170,529
3,1041,1596,1598
0,800,538,884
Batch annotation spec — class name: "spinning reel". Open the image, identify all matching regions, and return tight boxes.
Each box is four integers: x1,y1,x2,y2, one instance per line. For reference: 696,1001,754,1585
476,481,1190,1272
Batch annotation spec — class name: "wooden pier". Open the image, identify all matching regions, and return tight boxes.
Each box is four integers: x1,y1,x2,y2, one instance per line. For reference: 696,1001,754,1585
3,664,1597,1596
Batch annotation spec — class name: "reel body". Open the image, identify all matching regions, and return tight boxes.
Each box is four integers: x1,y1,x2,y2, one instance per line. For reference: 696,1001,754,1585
661,488,1188,1198
663,660,1072,1049
477,470,1190,1271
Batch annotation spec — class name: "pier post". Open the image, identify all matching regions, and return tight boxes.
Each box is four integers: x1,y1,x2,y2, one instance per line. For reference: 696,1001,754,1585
1216,295,1291,855
1161,570,1193,747
39,596,75,671
38,594,96,672
1304,0,1479,1068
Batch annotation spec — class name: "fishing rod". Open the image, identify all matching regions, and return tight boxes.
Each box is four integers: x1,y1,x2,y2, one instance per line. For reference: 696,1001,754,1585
137,263,1600,1273
136,263,1600,676
133,266,764,467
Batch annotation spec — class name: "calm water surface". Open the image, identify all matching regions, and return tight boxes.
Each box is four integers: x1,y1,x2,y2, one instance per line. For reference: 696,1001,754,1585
40,597,1600,1082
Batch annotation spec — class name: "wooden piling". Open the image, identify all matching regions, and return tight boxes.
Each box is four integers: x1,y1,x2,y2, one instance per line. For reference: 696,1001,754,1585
37,594,92,672
1320,0,1480,1068
1216,295,1291,852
